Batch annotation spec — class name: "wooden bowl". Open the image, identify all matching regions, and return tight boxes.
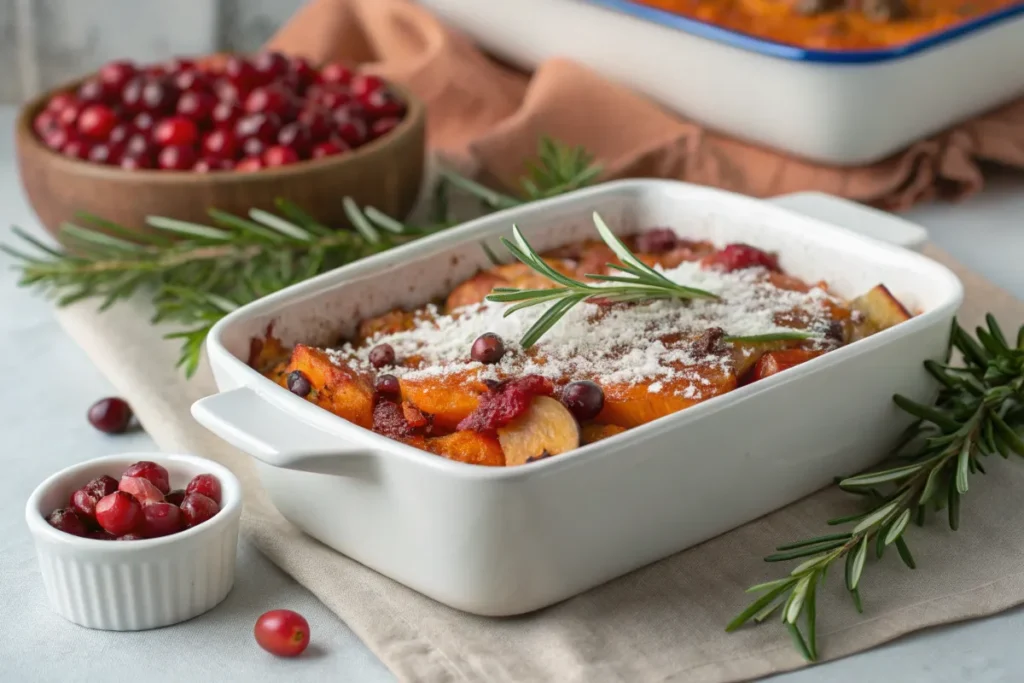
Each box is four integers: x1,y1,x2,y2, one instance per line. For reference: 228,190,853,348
15,81,426,241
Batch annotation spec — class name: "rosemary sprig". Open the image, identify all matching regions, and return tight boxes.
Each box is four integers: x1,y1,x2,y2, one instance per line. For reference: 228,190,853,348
486,211,719,348
728,315,1024,661
3,138,602,376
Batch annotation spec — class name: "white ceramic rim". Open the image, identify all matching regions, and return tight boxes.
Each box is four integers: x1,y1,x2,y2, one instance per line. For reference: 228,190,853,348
205,179,965,480
25,452,243,549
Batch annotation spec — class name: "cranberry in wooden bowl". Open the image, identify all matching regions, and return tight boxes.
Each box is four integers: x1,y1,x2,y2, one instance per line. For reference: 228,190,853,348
25,452,241,631
15,52,425,244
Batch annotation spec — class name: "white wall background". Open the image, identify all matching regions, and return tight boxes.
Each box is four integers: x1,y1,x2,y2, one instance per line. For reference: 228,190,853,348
1,0,306,103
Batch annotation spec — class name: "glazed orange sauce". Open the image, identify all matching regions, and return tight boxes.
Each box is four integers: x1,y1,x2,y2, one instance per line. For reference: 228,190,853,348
633,0,1021,49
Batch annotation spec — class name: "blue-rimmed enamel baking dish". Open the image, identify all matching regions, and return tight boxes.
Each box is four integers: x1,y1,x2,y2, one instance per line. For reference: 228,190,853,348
419,0,1024,165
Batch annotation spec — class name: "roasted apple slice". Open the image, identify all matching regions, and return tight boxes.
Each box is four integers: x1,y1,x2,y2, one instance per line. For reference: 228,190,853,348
851,284,912,339
497,396,580,466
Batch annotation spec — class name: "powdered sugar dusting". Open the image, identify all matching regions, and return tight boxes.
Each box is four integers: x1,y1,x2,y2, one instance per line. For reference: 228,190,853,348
326,260,842,395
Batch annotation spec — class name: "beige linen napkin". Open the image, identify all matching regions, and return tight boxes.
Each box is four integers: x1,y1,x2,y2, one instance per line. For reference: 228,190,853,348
53,243,1024,683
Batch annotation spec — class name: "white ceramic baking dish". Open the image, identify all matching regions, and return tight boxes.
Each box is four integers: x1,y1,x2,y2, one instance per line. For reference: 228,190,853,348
417,0,1024,165
192,181,961,616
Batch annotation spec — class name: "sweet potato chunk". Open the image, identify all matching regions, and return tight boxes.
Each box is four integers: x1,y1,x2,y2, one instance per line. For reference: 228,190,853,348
426,431,505,467
283,345,374,429
749,349,824,382
446,271,508,311
596,367,737,429
400,370,489,431
581,423,627,445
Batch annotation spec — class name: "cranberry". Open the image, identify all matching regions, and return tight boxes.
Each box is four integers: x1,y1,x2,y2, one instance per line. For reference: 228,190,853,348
123,461,170,493
369,343,396,369
245,85,294,119
287,56,317,92
320,63,353,86
120,153,154,170
95,491,143,536
43,128,70,151
180,493,219,528
152,116,198,147
235,157,264,172
224,56,258,91
132,112,156,132
99,60,137,90
33,111,58,136
471,333,505,364
202,129,236,159
165,56,196,73
332,107,368,147
319,87,352,111
119,476,165,506
140,502,182,538
172,69,209,93
255,610,310,658
298,109,331,140
141,79,179,114
706,244,780,272
252,51,289,82
635,228,679,253
70,489,100,524
370,117,400,140
125,133,152,158
158,144,197,171
211,100,243,128
176,90,216,121
561,380,605,421
277,122,312,155
87,397,133,433
57,103,82,128
165,489,187,506
350,74,384,98
76,105,117,139
185,474,222,505
311,141,346,159
360,90,405,119
46,92,76,114
61,139,92,160
87,143,122,165
242,137,266,159
458,375,555,432
374,374,400,397
287,370,312,397
77,78,114,105
215,79,243,104
263,145,299,167
107,123,134,145
117,533,145,541
46,508,88,536
121,77,146,112
85,475,119,499
235,113,280,143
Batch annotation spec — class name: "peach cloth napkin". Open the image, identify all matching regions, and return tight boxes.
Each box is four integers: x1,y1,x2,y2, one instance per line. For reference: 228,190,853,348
267,0,1024,210
53,243,1024,683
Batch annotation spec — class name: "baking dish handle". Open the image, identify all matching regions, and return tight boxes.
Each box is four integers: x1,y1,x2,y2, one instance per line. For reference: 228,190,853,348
191,387,377,475
768,191,928,251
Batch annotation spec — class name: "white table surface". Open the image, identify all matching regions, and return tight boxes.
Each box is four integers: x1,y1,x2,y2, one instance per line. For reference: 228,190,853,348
3,104,1024,683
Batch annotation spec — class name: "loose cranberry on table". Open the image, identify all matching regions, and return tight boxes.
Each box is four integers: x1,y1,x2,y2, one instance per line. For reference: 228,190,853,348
87,397,133,434
254,610,311,657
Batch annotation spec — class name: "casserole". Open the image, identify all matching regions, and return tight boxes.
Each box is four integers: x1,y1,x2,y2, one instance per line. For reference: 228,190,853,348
416,0,1024,165
193,181,962,615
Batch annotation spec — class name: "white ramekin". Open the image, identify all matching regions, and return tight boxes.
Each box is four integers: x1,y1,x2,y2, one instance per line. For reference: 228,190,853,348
25,452,242,631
